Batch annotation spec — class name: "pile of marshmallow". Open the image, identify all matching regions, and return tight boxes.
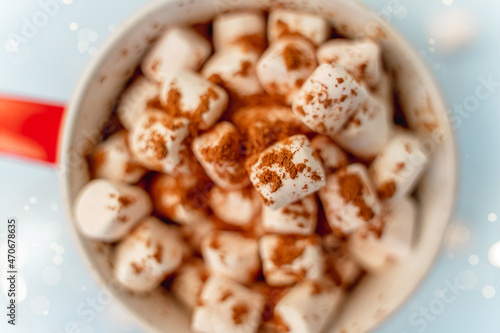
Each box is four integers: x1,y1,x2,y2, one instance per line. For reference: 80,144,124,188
74,9,430,333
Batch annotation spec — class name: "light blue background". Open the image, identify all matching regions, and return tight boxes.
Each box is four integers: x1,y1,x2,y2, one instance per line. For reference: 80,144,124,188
1,0,500,332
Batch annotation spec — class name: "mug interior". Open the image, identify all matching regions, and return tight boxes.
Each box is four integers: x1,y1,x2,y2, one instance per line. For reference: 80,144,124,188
60,0,457,332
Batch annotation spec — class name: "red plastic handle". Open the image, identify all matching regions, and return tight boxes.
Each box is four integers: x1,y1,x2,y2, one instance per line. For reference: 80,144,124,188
0,96,65,164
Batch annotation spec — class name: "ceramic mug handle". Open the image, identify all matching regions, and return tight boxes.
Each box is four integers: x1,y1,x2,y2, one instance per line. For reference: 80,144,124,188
0,95,65,164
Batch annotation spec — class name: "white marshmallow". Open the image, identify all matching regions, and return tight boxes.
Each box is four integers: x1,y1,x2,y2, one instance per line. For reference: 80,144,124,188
213,11,266,52
292,63,368,136
171,258,209,310
192,121,249,190
268,10,330,46
113,217,183,292
116,76,160,130
181,217,216,253
209,186,261,227
159,70,228,130
202,48,263,96
310,135,348,174
192,274,265,333
201,231,260,284
128,110,191,174
333,97,392,159
317,39,382,88
256,37,317,104
74,179,152,242
323,246,362,289
274,279,343,333
262,195,318,235
248,135,325,210
319,163,381,235
259,235,324,287
149,173,211,225
232,106,309,156
370,132,428,200
349,196,416,271
141,27,212,83
90,131,147,184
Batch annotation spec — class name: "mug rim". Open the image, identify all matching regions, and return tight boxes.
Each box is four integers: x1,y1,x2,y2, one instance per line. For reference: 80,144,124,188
58,0,458,332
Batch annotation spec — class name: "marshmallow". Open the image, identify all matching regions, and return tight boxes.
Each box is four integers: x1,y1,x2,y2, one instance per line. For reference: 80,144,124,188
248,135,325,210
181,217,216,253
292,63,368,136
319,164,381,235
159,70,228,131
317,39,382,88
192,121,249,190
90,131,147,184
274,279,343,333
323,246,362,289
213,11,266,53
232,106,308,156
74,179,152,242
128,110,191,174
349,196,416,271
268,10,330,46
117,76,160,130
141,27,212,83
209,186,261,227
262,194,318,235
201,231,260,284
171,258,209,310
310,135,348,174
259,235,324,287
333,97,392,159
370,132,428,200
202,48,263,96
149,173,211,225
192,274,265,333
113,217,183,292
256,37,317,104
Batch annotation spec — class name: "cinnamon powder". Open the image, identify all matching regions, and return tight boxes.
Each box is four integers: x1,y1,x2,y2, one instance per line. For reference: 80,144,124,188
270,236,309,267
378,181,396,199
337,172,375,221
152,244,163,263
233,33,267,53
232,303,249,325
282,44,309,70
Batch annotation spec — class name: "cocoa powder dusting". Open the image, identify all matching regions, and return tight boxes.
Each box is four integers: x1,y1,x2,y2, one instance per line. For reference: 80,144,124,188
118,195,135,207
282,44,309,70
270,236,309,267
220,290,233,302
147,131,168,160
153,244,163,263
378,181,396,199
131,262,143,274
162,83,220,132
257,170,283,193
258,147,305,180
233,33,266,53
235,60,252,77
232,303,249,325
394,162,405,173
337,172,375,221
91,150,106,175
275,19,302,40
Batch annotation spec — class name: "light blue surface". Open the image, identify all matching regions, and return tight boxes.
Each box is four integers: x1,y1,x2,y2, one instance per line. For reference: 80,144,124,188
1,0,500,332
